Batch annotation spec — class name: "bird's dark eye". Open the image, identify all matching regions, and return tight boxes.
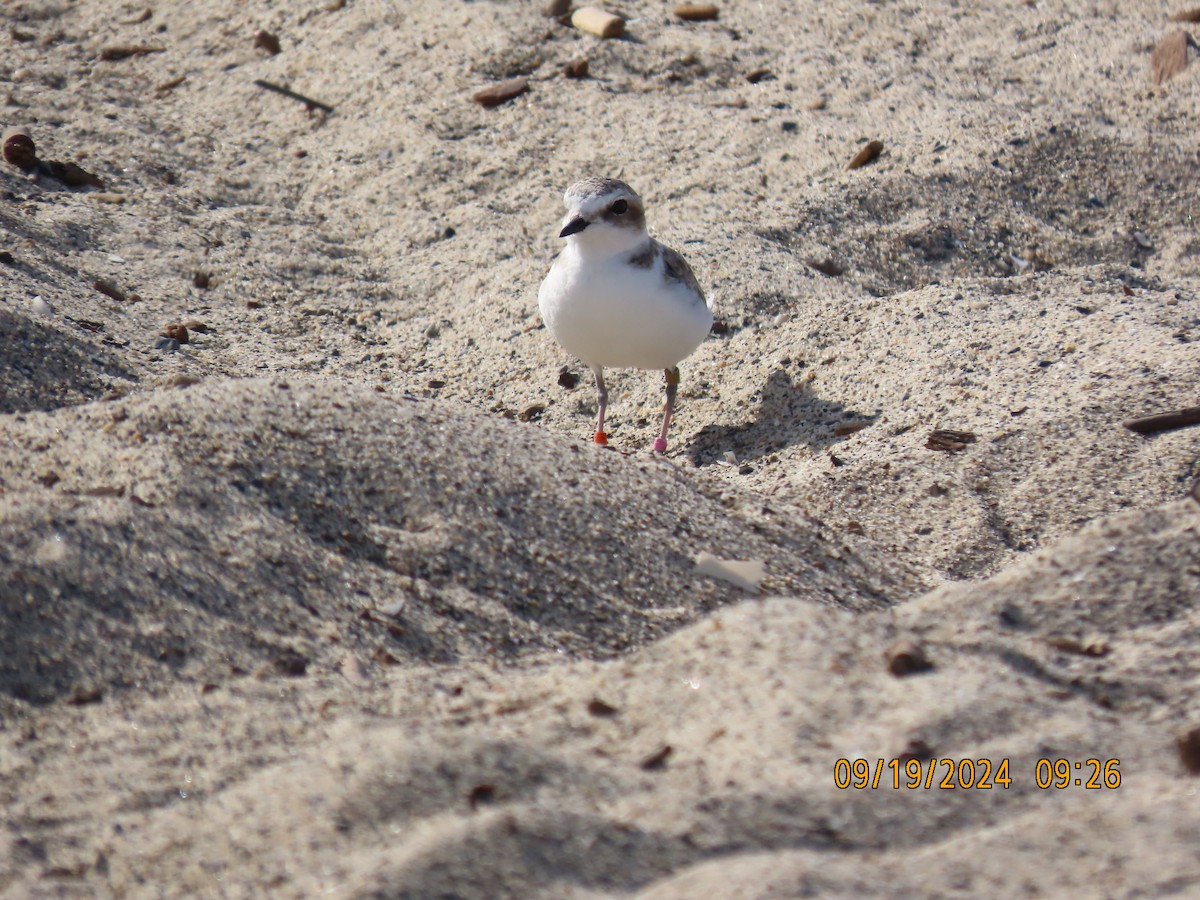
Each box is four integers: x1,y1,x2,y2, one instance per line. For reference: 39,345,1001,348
611,199,628,215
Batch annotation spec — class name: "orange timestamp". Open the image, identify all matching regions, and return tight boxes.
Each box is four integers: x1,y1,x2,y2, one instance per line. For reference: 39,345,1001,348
834,757,1013,790
833,757,1123,791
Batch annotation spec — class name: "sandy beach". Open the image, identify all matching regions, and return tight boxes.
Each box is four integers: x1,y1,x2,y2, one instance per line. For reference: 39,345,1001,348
2,0,1200,896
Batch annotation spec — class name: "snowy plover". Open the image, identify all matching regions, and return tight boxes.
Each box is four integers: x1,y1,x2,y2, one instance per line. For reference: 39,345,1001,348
537,177,712,452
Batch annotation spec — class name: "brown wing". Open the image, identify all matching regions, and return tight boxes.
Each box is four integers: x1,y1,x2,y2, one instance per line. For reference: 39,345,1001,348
660,244,706,306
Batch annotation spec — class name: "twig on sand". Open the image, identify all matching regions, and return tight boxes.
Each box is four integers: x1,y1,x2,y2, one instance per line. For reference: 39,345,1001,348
253,79,334,114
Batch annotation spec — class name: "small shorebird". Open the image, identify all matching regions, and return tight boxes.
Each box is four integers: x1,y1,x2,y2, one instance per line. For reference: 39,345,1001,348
537,177,712,452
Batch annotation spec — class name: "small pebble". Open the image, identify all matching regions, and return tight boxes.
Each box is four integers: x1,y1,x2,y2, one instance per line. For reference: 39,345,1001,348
468,784,496,809
163,324,189,344
693,552,766,593
587,698,619,717
563,58,589,79
272,650,309,677
639,745,672,770
3,126,37,170
155,337,181,352
544,0,571,16
886,639,934,677
254,30,282,55
379,597,406,617
67,685,104,706
897,739,935,762
30,296,53,316
1178,726,1200,774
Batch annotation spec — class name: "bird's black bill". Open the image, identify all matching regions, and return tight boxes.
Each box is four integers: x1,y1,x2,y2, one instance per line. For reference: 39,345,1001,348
558,216,589,238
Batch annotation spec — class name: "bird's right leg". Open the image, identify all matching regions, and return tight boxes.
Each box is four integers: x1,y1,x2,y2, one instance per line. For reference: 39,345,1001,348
592,365,609,445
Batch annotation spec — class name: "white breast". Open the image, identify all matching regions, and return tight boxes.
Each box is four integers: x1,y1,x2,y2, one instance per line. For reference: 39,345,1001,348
538,246,712,370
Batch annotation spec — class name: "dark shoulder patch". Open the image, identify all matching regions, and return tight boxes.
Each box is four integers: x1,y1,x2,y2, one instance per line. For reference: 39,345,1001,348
661,244,705,302
627,241,659,269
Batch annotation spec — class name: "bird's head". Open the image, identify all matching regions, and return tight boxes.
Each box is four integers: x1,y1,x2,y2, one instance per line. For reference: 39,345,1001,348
558,177,648,258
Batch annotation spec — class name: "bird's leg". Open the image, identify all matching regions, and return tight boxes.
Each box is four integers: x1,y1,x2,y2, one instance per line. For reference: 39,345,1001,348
653,367,680,453
592,365,609,445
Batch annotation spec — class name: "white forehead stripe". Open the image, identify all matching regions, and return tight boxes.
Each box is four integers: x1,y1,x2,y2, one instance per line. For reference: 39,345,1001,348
564,177,641,216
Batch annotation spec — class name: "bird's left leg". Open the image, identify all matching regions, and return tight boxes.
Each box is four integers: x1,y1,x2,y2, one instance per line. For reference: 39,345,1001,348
653,367,680,453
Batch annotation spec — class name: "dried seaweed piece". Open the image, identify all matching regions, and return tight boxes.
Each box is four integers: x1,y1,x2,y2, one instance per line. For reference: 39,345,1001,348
1123,405,1200,434
517,403,546,422
41,160,105,188
1169,8,1200,23
846,139,884,170
639,745,672,770
674,3,719,21
99,44,165,61
472,77,530,108
926,429,976,452
154,75,187,95
93,279,127,302
833,420,869,436
807,258,844,277
1045,635,1110,657
1151,30,1196,84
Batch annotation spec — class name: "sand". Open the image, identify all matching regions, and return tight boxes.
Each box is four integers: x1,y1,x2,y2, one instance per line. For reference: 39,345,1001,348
2,0,1199,896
